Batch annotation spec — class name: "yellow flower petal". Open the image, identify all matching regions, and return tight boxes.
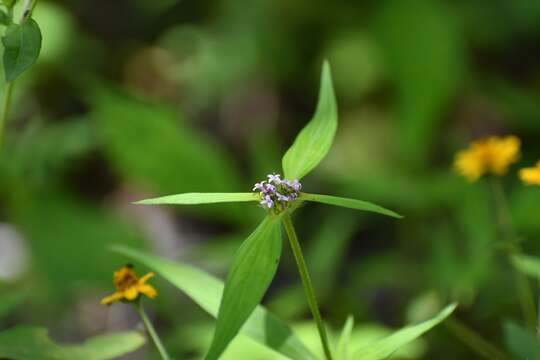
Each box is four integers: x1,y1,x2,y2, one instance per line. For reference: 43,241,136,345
101,292,124,305
139,272,155,284
519,161,540,186
453,135,520,181
138,284,158,299
124,287,139,300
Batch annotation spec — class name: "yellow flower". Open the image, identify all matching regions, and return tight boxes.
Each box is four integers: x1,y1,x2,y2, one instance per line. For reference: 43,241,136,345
519,161,540,186
101,265,157,305
454,135,520,182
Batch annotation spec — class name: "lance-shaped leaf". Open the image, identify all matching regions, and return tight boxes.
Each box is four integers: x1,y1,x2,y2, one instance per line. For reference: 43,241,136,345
511,254,540,279
206,216,283,360
112,243,316,360
135,192,258,205
2,19,42,81
282,61,338,180
0,326,144,360
353,303,457,360
337,315,354,360
301,193,402,218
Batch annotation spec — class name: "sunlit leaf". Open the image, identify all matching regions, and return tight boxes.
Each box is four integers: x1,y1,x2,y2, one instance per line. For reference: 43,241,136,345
301,193,402,218
353,303,457,360
206,216,283,360
337,315,354,360
135,192,258,205
511,254,540,279
111,245,316,360
2,19,42,81
0,326,144,360
282,61,338,180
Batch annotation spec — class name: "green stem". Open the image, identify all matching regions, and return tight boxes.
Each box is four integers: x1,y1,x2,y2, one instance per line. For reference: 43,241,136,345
489,177,536,329
445,318,510,360
282,213,333,360
135,300,171,360
0,81,13,149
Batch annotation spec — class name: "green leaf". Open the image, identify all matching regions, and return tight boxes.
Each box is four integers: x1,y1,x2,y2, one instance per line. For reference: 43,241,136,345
0,10,10,25
111,245,316,360
0,326,144,360
206,216,283,360
0,291,26,319
2,19,42,81
337,315,354,360
135,192,258,205
503,321,540,360
511,254,540,279
301,193,402,218
282,60,338,180
353,303,457,360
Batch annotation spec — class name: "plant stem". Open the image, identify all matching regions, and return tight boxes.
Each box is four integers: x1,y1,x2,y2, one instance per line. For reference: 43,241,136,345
489,177,536,329
135,300,171,360
0,82,14,149
282,213,333,360
445,318,510,360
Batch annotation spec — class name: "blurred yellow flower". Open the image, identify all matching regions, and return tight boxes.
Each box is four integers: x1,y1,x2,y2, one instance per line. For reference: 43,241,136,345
454,135,520,182
101,265,157,305
519,161,540,186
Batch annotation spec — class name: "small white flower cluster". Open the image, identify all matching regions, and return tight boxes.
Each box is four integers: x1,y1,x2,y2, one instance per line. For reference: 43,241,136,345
253,173,302,212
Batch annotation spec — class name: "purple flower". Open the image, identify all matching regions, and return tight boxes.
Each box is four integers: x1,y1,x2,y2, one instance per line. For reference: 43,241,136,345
276,193,289,202
267,173,282,184
291,179,302,191
252,181,266,192
264,183,276,193
260,195,274,208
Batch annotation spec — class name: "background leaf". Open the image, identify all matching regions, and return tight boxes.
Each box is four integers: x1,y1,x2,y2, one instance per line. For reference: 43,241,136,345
353,303,457,360
206,216,283,360
503,321,540,360
2,19,42,81
282,61,338,180
136,192,258,205
111,245,316,360
0,326,144,360
301,193,402,218
511,254,540,279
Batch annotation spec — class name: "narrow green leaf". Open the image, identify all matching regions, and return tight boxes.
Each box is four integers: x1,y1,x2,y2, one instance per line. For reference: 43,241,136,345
0,326,144,360
353,303,456,360
111,246,316,360
301,193,402,218
282,60,338,180
206,216,283,360
135,192,258,205
2,19,42,81
511,254,540,279
337,316,354,360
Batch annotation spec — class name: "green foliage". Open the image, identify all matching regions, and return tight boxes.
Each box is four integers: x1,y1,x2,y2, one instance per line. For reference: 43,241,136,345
336,316,354,360
353,303,457,360
205,216,282,360
503,321,540,360
2,19,42,81
136,192,258,205
301,193,402,218
0,291,26,318
282,61,338,180
112,245,317,360
511,254,540,279
0,326,144,360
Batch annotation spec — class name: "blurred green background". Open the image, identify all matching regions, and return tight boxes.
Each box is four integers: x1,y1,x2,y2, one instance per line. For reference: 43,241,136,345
1,0,540,358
